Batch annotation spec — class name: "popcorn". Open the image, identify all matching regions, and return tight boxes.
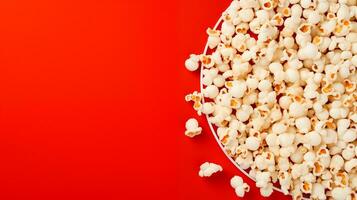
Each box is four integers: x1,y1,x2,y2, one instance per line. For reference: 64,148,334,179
345,158,357,172
185,91,203,115
201,102,215,115
229,81,247,98
278,133,294,147
342,128,357,142
185,118,202,138
295,117,312,133
342,144,355,160
313,161,324,176
304,131,322,146
245,136,261,151
331,187,352,200
330,155,345,173
311,183,326,200
206,28,221,49
239,9,255,23
298,43,319,60
301,181,313,194
334,171,349,187
203,85,219,99
198,162,223,177
289,102,307,118
256,171,271,188
221,21,235,37
200,55,215,68
230,176,250,197
184,0,357,198
185,54,200,72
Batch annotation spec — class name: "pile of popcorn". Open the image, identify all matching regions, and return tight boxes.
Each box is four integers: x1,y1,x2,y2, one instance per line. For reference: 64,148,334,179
184,0,357,199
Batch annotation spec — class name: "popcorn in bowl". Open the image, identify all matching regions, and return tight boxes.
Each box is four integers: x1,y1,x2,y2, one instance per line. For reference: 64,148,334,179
184,0,357,199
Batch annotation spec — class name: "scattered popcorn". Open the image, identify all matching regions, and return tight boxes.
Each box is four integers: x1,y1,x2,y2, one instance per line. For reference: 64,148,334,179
185,118,202,138
184,0,357,198
185,91,203,115
230,176,250,197
185,54,200,72
198,162,223,177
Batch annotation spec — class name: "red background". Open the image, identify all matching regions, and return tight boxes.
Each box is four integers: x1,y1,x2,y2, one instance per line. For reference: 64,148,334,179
0,0,290,199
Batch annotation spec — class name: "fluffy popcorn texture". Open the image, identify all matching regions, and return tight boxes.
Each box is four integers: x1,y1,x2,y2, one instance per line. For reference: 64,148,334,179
230,176,250,197
198,162,223,177
184,118,202,138
185,0,357,198
185,54,200,71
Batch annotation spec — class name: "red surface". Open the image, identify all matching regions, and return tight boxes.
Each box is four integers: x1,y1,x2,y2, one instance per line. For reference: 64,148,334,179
0,1,290,199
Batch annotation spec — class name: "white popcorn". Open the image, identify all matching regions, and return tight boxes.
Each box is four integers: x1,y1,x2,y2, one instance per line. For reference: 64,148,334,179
295,117,312,133
206,28,221,49
337,4,350,20
278,133,295,147
236,105,253,122
331,187,352,200
285,68,300,83
289,102,307,118
342,145,355,160
246,136,260,151
260,183,274,197
305,131,321,146
203,85,219,99
265,133,278,147
291,4,303,17
345,159,357,172
239,9,254,23
239,0,259,9
184,0,357,198
307,11,321,24
279,96,292,109
317,0,329,13
298,43,319,60
185,118,202,138
198,162,223,177
201,102,215,115
229,81,247,98
221,21,235,36
213,75,225,88
311,183,326,200
256,171,271,188
321,129,338,145
330,155,344,173
342,129,357,143
230,176,250,197
269,62,283,73
230,175,244,188
258,79,272,92
185,54,200,71
290,148,305,164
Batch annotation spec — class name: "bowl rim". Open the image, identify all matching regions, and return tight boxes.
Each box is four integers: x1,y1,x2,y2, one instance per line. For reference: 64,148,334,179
199,13,288,196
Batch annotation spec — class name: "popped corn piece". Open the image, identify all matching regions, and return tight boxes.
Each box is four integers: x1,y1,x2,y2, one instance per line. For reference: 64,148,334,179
230,176,250,197
198,162,223,177
184,118,202,138
185,54,200,72
260,183,274,197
